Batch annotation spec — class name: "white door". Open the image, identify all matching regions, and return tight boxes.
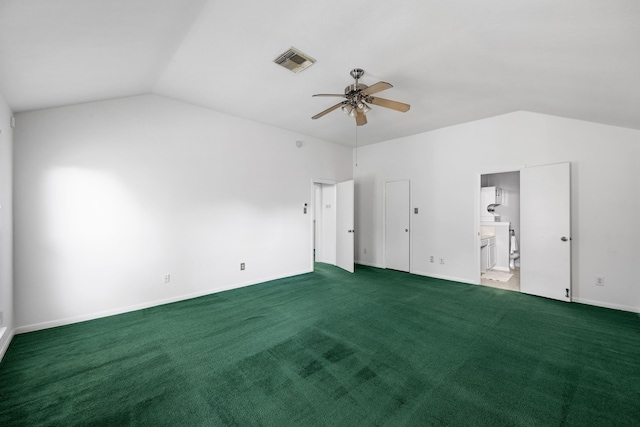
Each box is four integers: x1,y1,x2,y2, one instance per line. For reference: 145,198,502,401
385,180,410,272
520,162,571,301
336,180,354,273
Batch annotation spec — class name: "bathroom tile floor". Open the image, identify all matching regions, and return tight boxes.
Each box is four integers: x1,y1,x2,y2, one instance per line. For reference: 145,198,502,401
481,268,520,292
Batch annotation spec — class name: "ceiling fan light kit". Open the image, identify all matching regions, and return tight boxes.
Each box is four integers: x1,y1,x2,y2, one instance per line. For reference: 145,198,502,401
312,68,410,126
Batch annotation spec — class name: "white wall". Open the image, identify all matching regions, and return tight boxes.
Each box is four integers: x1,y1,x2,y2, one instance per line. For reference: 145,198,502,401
13,94,352,330
355,111,640,313
0,90,13,358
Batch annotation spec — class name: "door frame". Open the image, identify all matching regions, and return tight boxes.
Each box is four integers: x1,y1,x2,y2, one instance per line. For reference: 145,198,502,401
475,166,523,285
310,178,337,272
383,178,412,273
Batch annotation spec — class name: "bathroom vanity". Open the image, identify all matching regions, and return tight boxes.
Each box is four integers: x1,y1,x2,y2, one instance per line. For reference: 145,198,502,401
480,236,496,273
480,221,511,272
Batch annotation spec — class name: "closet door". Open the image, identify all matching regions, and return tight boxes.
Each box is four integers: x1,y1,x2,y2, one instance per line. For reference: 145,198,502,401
385,180,410,272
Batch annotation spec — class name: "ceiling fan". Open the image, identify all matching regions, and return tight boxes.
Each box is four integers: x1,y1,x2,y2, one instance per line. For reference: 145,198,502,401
311,68,410,126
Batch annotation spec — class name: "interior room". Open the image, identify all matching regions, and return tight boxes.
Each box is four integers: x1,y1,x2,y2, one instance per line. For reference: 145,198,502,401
1,1,639,425
480,171,521,291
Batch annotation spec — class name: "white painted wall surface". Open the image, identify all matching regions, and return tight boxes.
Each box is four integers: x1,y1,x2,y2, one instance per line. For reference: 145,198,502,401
354,111,640,313
0,91,14,358
13,95,352,331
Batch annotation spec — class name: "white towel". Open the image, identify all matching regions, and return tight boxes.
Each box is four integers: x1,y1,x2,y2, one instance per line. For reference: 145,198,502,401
510,235,518,253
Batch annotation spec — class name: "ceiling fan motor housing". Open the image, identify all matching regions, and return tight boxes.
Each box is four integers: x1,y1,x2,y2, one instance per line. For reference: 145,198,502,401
345,83,368,96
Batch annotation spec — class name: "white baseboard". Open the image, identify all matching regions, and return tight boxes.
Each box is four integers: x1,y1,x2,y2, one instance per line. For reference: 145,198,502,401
15,269,312,335
0,327,15,362
572,297,640,313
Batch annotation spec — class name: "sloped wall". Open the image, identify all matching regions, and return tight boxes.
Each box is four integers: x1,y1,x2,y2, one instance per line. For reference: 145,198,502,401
14,95,352,330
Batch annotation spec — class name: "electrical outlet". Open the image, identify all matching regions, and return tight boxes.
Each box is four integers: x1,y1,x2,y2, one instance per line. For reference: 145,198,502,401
364,248,367,254
439,258,445,265
164,274,170,283
240,263,245,271
595,276,604,286
430,256,434,263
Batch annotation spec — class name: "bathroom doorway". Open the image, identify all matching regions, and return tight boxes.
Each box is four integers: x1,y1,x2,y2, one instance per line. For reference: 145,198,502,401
311,179,355,273
479,171,521,292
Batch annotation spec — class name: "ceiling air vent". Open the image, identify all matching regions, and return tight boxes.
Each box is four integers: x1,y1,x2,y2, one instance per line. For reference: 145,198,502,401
273,47,315,73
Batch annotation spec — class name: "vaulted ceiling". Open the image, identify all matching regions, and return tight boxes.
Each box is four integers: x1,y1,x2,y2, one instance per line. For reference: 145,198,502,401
1,0,638,146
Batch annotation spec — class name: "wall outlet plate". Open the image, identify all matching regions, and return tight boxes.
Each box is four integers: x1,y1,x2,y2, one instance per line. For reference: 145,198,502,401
240,263,245,271
595,276,604,286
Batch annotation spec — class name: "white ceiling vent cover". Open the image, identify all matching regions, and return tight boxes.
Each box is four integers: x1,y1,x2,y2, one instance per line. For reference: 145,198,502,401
273,47,315,73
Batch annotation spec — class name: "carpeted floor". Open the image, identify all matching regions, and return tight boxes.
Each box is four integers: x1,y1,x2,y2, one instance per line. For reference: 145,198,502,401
1,263,638,426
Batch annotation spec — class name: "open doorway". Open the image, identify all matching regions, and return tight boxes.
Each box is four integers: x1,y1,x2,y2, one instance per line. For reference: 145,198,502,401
311,179,355,273
313,182,336,265
479,171,520,292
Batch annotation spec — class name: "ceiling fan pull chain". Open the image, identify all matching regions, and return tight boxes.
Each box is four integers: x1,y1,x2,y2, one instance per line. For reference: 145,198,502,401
355,122,358,167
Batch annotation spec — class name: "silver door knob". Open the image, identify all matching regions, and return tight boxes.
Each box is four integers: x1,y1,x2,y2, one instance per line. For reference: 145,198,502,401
561,236,568,242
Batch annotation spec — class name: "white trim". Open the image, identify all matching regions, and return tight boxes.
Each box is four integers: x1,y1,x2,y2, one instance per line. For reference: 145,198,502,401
312,178,337,186
476,167,524,286
310,178,339,271
0,328,15,362
15,269,311,335
572,298,640,314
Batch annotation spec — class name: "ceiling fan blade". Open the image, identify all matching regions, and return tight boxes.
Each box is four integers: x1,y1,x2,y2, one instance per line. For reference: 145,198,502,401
355,111,367,126
368,96,410,112
312,102,346,119
312,94,347,98
361,81,393,95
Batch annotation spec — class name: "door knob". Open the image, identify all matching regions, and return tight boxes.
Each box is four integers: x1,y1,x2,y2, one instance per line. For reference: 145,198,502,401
561,236,569,242
405,229,408,232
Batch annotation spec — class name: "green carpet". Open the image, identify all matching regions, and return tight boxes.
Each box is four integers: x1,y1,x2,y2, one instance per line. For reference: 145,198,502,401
1,264,639,426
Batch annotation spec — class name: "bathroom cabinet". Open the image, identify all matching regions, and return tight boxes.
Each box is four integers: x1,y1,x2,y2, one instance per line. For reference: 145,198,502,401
480,186,503,221
480,236,496,272
488,240,496,269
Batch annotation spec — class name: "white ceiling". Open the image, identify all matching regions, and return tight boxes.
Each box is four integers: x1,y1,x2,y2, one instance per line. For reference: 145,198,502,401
1,0,639,146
